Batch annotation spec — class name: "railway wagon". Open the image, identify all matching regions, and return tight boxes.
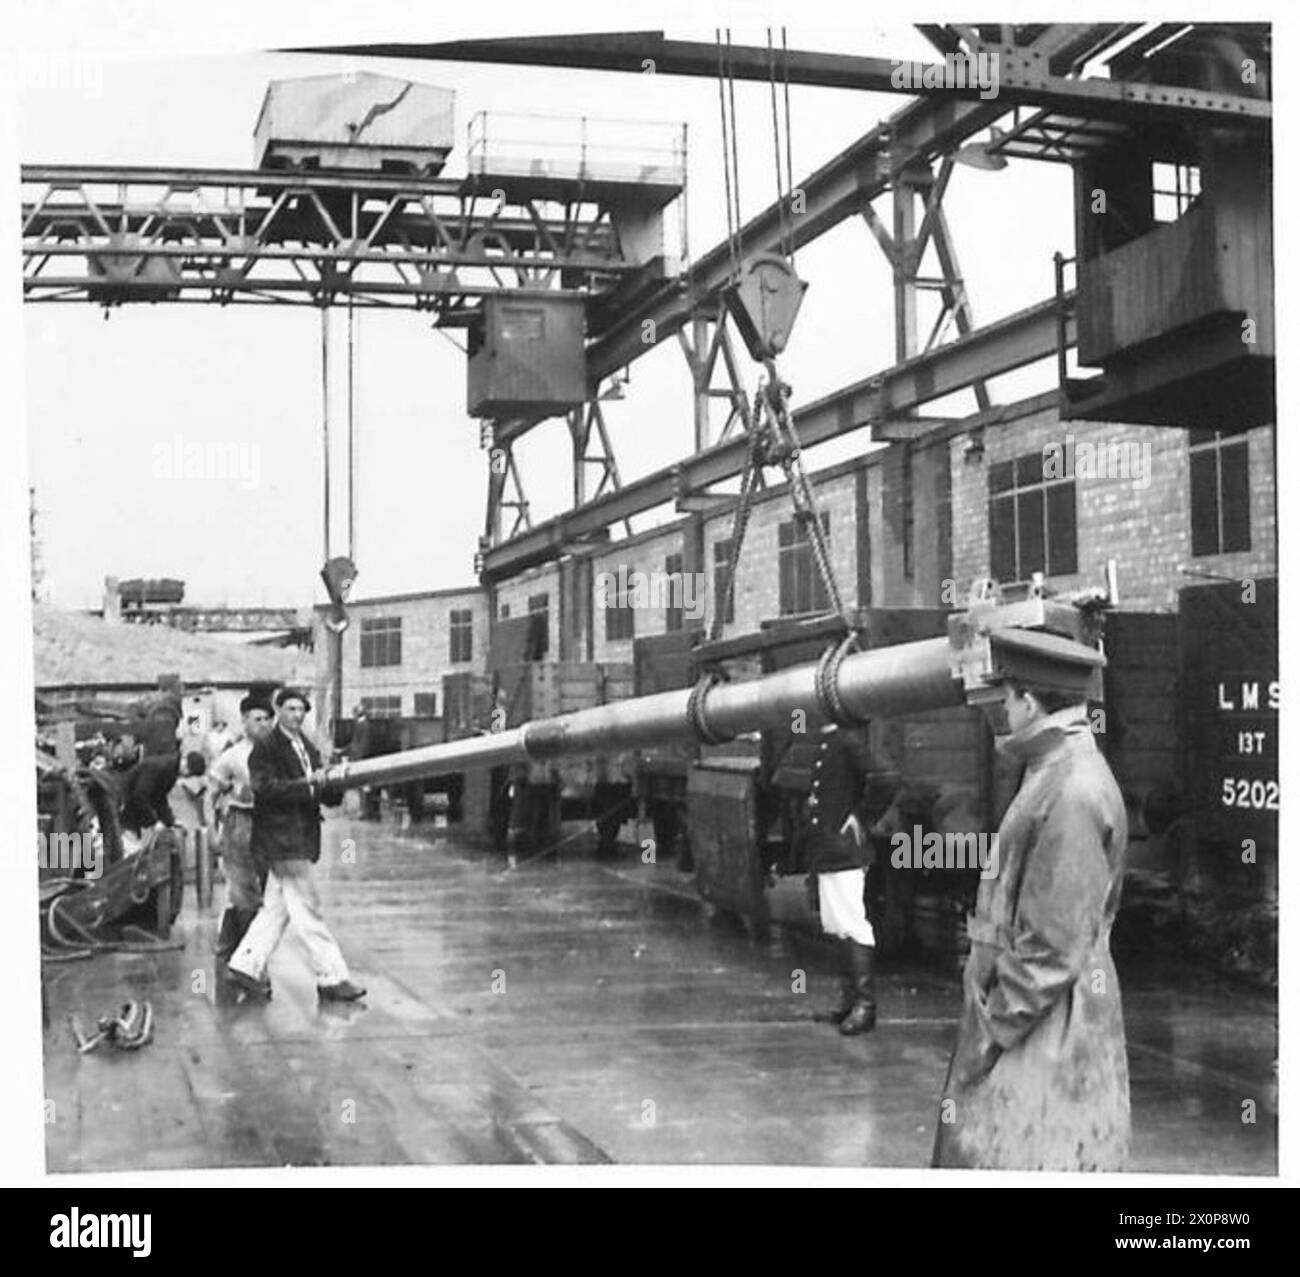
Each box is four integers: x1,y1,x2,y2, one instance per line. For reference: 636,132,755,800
343,713,452,821
477,613,639,856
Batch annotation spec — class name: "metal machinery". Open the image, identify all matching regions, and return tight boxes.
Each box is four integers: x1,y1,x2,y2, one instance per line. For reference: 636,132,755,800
22,28,1275,950
254,73,455,176
36,690,187,949
1055,26,1273,427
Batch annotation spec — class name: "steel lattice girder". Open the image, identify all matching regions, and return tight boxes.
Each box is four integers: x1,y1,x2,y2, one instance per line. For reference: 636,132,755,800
21,165,643,307
316,25,1266,384
479,298,1073,582
584,95,1008,383
300,30,1270,126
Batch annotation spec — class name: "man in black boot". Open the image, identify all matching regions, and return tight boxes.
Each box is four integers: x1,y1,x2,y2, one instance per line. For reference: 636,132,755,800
208,692,274,966
813,938,856,1025
804,723,897,1033
839,939,877,1035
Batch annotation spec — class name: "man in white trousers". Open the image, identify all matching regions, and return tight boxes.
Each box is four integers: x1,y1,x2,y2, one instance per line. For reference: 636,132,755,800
226,689,366,1003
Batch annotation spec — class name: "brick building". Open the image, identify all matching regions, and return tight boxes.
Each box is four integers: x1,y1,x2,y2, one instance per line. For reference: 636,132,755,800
312,586,489,722
586,400,1274,633
947,401,1275,610
533,399,1273,664
326,400,1274,698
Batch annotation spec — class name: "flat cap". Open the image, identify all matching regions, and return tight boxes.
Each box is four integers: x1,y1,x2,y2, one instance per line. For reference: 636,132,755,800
239,691,274,716
989,628,1106,698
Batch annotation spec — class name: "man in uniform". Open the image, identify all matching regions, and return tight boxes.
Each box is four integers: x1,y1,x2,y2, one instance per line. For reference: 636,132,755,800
207,691,274,965
933,630,1130,1170
806,722,899,1035
226,689,365,1004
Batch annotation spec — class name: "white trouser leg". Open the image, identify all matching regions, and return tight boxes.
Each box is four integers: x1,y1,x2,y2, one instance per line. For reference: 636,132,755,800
817,868,876,947
228,867,290,980
274,859,351,987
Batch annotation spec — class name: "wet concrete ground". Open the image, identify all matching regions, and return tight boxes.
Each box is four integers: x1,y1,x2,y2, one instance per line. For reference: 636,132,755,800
43,815,1278,1172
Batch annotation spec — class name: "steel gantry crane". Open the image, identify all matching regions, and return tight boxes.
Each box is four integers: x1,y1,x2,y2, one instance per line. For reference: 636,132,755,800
303,24,1269,582
21,25,1273,755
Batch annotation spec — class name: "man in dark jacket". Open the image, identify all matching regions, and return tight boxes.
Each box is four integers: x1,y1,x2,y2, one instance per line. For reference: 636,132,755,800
806,723,899,1035
107,729,178,836
226,689,366,1003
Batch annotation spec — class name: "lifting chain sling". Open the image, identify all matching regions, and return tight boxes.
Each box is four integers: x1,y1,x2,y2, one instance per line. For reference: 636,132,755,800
690,29,862,742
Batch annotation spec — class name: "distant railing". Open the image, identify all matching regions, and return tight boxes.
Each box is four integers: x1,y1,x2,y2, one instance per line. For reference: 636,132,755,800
466,110,686,186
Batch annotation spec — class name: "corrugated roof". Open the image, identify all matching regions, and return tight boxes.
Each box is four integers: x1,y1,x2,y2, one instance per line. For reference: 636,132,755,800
32,607,296,689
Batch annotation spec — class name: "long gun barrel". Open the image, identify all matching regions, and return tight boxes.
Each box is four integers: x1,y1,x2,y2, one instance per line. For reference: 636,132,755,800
321,594,1103,790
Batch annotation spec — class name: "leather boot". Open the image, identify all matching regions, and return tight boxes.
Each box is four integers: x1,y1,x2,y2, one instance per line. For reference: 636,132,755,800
839,942,877,1035
814,939,856,1024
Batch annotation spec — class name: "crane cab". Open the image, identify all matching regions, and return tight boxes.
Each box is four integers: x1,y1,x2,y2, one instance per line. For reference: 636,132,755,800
1061,26,1272,429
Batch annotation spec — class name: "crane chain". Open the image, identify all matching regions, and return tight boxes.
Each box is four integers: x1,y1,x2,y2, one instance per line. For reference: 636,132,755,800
709,421,764,644
758,361,853,628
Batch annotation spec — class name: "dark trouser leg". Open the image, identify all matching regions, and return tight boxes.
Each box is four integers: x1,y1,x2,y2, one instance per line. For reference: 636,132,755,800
215,906,261,961
839,942,877,1035
815,937,856,1023
215,909,240,960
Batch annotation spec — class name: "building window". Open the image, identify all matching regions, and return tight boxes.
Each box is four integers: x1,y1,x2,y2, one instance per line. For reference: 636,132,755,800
1189,428,1251,557
604,568,635,642
450,609,474,663
499,603,510,619
413,692,438,717
1152,161,1201,223
359,695,402,718
712,538,736,626
778,514,831,616
988,452,1076,582
528,592,549,657
359,616,402,668
664,553,685,633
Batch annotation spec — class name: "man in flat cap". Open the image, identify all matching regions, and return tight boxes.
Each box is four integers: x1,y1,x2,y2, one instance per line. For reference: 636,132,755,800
933,629,1130,1171
208,690,274,966
226,689,366,1003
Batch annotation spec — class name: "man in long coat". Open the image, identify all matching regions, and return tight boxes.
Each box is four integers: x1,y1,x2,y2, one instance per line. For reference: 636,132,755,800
933,630,1130,1170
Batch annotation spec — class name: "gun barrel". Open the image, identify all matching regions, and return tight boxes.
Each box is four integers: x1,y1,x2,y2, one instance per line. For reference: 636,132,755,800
323,634,959,789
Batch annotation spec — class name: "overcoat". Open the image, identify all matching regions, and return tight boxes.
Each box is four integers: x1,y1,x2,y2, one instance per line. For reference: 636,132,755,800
933,708,1131,1170
249,726,330,865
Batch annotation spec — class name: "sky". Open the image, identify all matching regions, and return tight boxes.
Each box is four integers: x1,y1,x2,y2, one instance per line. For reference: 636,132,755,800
17,12,1075,612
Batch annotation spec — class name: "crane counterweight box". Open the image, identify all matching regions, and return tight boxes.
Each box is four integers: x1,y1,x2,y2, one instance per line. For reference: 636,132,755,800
254,73,455,176
467,293,588,418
